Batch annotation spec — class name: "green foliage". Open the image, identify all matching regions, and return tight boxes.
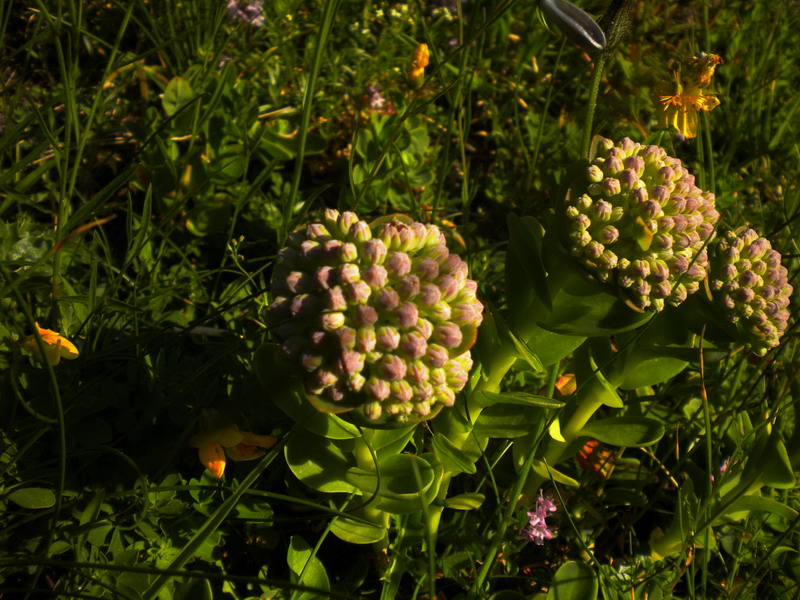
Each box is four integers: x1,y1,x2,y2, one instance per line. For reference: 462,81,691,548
1,0,799,598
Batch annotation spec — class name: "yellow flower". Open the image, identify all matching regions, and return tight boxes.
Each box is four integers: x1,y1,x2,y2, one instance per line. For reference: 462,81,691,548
659,54,722,139
408,43,429,87
189,425,278,478
20,323,79,366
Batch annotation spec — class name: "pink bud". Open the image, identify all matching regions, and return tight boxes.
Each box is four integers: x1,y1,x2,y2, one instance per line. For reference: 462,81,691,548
397,275,421,299
362,264,388,288
381,355,408,381
385,252,412,277
401,331,428,359
396,302,419,328
355,305,379,326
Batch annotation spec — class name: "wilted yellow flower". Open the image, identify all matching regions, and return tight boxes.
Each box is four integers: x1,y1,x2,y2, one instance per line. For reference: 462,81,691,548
659,54,723,139
189,425,278,478
20,323,79,366
408,43,429,87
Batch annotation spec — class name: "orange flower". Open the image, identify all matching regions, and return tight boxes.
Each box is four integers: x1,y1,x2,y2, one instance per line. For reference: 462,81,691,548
408,43,429,87
659,54,722,139
189,426,278,478
20,323,79,366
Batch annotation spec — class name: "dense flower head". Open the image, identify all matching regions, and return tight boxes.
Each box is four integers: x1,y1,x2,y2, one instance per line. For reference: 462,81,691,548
565,137,720,312
709,228,793,355
266,210,483,423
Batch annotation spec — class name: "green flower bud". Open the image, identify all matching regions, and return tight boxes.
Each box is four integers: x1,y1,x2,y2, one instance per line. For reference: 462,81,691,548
267,212,483,424
565,137,719,311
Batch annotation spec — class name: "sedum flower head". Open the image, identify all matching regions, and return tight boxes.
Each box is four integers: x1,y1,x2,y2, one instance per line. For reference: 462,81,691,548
565,137,720,312
709,228,793,355
266,210,483,423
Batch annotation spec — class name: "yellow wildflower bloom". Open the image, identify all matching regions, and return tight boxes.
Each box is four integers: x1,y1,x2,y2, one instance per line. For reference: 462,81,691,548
20,323,79,366
189,425,278,478
659,54,723,139
408,43,429,87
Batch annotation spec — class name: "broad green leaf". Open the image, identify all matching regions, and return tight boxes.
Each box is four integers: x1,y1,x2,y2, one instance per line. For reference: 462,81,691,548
162,77,194,116
443,492,485,510
474,403,547,439
285,430,358,494
579,417,665,447
547,561,598,600
489,303,544,373
506,214,551,311
755,429,796,489
345,454,436,514
537,261,653,336
473,390,564,409
531,460,579,487
330,515,387,545
717,495,799,523
287,536,330,600
432,432,477,475
7,487,56,509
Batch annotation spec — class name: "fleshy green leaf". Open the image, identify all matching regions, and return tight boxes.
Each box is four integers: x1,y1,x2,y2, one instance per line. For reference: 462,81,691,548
287,536,330,600
330,514,387,545
7,487,56,509
473,390,564,409
547,561,598,600
162,77,194,116
579,417,665,447
443,492,485,510
432,433,477,475
474,403,547,439
531,460,579,487
285,429,358,494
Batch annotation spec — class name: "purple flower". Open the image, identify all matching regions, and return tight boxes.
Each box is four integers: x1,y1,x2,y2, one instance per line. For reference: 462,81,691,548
519,491,558,545
227,0,265,28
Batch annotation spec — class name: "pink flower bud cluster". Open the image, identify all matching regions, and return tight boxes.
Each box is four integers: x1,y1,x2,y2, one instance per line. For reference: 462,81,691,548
709,229,793,355
267,210,484,423
566,137,720,312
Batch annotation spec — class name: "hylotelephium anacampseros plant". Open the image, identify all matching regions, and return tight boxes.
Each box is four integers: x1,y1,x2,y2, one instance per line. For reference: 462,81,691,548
709,227,793,356
565,136,720,312
265,209,484,424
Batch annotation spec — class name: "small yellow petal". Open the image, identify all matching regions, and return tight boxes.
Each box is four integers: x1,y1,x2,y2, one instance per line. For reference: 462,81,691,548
199,443,226,478
226,444,267,462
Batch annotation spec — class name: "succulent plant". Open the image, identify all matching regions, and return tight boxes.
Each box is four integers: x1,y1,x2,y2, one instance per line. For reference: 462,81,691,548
565,137,720,312
709,228,793,355
266,210,484,424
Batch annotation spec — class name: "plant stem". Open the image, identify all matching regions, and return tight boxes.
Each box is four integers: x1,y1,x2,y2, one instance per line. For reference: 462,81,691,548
581,51,608,159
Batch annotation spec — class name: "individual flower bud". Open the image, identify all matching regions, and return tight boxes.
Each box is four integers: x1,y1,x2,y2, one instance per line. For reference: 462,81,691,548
267,212,483,423
345,280,371,305
356,326,377,353
433,323,463,349
355,305,379,326
375,287,400,311
349,220,372,243
401,331,428,359
315,266,336,290
396,302,419,328
565,137,719,311
710,229,793,355
326,287,348,311
362,265,388,288
362,239,388,265
381,355,408,381
376,326,401,351
335,326,356,350
338,263,360,284
386,252,412,277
